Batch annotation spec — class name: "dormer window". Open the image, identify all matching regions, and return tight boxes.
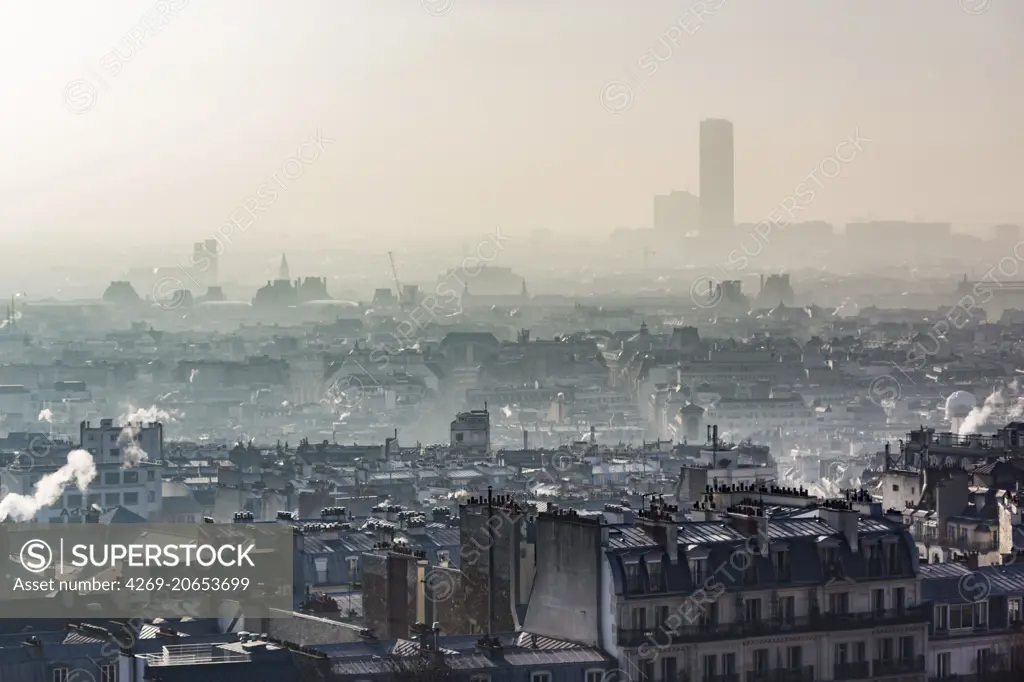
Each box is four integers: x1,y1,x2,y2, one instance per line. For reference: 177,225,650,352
885,543,902,574
624,560,643,593
646,558,663,592
689,557,707,585
1010,598,1022,624
773,548,791,581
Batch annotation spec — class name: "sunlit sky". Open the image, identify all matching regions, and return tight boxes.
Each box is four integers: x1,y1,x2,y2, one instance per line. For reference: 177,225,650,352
1,0,1021,252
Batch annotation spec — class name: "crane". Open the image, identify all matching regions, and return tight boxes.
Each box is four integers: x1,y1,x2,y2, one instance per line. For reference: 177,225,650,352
388,251,405,310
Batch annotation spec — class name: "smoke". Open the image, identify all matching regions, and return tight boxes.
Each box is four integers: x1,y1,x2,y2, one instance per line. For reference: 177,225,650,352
189,369,199,384
117,424,149,468
959,389,1004,436
0,449,97,522
1010,398,1024,422
120,406,174,423
37,409,53,423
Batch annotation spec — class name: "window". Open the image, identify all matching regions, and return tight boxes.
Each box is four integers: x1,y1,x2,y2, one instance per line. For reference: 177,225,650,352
123,492,139,506
472,676,492,682
585,672,603,682
779,596,795,624
774,549,791,581
314,557,328,584
661,657,677,682
898,636,914,660
698,601,718,627
53,670,70,682
123,471,139,484
147,491,155,503
702,655,718,678
934,604,949,630
886,544,902,574
50,517,65,524
88,494,102,506
835,643,848,665
787,645,802,669
893,586,906,612
656,605,669,628
744,597,762,622
950,602,984,629
68,494,83,508
625,562,643,593
722,653,736,675
936,653,950,677
753,649,769,673
854,642,866,662
689,558,706,585
105,493,120,506
631,607,646,631
530,673,550,682
1010,598,1022,623
646,559,663,591
829,592,850,615
99,664,117,682
872,588,885,614
147,470,155,481
876,637,893,662
109,448,120,458
104,472,120,485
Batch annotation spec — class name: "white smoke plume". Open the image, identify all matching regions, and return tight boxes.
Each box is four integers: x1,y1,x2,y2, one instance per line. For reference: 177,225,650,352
959,389,1004,436
189,369,199,384
1010,398,1024,422
0,449,97,522
117,424,149,468
120,406,174,423
37,409,53,423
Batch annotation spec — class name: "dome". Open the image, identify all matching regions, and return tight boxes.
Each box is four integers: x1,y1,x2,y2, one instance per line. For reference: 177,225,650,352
945,391,977,419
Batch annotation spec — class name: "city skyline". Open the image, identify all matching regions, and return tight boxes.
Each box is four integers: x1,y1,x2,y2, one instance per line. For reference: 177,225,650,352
0,0,1021,250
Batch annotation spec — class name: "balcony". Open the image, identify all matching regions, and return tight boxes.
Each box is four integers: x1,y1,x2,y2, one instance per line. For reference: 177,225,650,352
872,656,925,677
929,673,1021,682
616,606,930,647
942,536,997,553
833,661,870,681
707,675,739,682
745,667,814,682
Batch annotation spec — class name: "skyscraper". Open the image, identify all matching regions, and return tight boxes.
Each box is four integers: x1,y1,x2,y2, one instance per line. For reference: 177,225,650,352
699,119,735,234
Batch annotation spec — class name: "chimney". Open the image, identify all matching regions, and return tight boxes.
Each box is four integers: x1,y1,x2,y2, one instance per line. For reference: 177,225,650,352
818,504,859,552
638,508,678,563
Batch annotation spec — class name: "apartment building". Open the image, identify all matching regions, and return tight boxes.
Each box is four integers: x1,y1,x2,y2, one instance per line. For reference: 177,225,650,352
705,396,817,441
921,562,1024,680
522,489,928,682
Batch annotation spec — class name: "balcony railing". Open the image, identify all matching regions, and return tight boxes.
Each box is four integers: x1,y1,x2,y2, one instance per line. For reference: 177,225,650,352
833,661,871,681
929,672,1022,682
616,606,930,647
932,536,997,553
707,674,739,682
745,666,814,682
872,656,925,677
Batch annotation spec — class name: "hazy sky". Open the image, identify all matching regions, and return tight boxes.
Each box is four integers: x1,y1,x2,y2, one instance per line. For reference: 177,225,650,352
2,0,1022,253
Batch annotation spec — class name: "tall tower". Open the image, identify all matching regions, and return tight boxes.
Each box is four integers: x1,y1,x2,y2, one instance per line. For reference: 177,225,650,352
279,253,290,281
192,241,219,286
699,119,735,234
